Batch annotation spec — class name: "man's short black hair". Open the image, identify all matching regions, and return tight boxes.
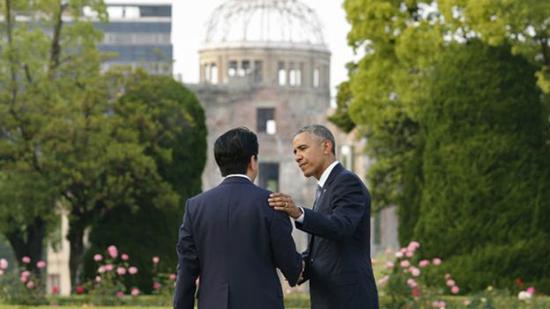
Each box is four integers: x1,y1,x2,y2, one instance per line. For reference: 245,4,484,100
295,124,336,156
214,127,259,176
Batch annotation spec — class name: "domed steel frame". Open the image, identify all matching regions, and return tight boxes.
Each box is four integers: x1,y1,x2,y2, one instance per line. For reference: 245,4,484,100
204,0,327,50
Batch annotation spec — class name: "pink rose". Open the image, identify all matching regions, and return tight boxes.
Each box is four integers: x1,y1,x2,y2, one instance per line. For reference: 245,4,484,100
519,291,532,300
395,251,404,258
104,264,114,271
107,245,118,258
94,254,103,262
116,267,127,275
22,256,31,264
98,266,105,273
36,260,47,269
153,281,161,290
419,260,430,268
432,300,447,308
95,276,102,283
20,276,28,283
406,278,417,288
21,271,30,278
131,288,140,296
451,286,460,294
408,241,420,249
128,266,138,275
407,241,420,255
400,260,410,268
446,279,456,287
152,256,160,264
26,281,35,289
385,261,394,269
527,287,536,295
116,291,124,297
409,267,421,277
121,253,129,261
432,257,442,265
377,275,389,286
0,258,8,270
169,273,177,281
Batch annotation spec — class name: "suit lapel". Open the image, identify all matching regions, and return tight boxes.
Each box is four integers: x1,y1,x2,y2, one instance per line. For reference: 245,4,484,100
313,163,343,213
307,163,343,252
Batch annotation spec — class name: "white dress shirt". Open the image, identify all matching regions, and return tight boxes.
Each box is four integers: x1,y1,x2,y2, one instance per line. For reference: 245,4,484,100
295,161,340,223
225,174,251,181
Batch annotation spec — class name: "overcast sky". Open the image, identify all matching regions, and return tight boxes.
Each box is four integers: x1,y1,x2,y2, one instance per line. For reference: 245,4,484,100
172,0,357,98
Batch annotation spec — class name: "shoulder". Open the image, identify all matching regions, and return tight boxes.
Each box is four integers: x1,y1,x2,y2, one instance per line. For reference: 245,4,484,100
331,167,369,196
184,187,218,211
334,167,364,186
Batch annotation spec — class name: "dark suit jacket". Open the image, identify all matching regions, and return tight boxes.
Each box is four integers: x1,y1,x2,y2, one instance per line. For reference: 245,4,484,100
295,163,379,309
173,176,302,309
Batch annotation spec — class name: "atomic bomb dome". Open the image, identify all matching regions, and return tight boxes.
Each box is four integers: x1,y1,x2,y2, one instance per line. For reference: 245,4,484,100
191,0,397,270
193,0,335,257
203,0,327,51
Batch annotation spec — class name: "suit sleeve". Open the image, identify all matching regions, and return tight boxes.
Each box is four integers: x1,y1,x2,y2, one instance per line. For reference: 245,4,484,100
174,201,200,309
269,210,303,286
295,174,368,241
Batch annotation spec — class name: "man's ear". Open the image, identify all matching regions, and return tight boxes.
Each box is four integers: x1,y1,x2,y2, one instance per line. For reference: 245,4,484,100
249,155,258,170
323,140,333,155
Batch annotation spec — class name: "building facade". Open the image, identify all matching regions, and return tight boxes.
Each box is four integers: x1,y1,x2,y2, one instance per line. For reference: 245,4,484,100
93,0,173,75
188,0,399,260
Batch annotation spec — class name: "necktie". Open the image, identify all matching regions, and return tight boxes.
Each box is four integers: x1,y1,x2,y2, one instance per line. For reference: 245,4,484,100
313,185,322,211
308,185,323,253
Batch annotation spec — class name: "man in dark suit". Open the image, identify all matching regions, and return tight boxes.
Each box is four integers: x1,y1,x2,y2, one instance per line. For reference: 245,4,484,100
269,124,379,309
174,127,303,309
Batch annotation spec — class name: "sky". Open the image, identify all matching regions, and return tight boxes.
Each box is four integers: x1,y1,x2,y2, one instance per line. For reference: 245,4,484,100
172,0,357,100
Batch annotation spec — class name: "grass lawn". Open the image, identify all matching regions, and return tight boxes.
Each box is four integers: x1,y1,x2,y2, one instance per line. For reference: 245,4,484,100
0,307,169,309
2,295,550,308
1,290,549,308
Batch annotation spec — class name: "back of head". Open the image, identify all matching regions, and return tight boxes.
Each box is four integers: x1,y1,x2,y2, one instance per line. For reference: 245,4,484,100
214,127,259,176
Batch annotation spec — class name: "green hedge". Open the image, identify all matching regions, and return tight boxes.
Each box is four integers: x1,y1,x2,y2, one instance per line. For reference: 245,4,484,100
414,41,550,293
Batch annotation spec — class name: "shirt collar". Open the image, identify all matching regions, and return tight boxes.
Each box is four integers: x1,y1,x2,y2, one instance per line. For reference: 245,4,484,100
318,161,339,188
225,174,251,181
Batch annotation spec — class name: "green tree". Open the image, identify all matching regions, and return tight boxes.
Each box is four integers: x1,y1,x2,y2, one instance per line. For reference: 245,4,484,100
0,171,58,272
0,1,204,291
437,0,550,92
340,0,550,243
416,41,550,292
83,71,207,292
0,0,107,272
329,63,357,133
340,0,443,243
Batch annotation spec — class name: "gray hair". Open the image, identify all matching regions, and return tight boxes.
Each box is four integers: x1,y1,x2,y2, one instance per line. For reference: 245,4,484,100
295,125,336,155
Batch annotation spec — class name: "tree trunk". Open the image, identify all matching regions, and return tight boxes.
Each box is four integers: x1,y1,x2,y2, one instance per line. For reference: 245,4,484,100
67,219,85,291
5,217,45,274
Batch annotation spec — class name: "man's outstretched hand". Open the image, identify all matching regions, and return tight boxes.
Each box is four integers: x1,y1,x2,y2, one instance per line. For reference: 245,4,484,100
268,193,303,219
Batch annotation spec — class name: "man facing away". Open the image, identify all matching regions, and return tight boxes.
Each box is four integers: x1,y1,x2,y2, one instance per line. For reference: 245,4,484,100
269,124,379,309
173,127,303,309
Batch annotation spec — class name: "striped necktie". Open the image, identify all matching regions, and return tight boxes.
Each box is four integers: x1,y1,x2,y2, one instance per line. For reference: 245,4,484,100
313,185,322,211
